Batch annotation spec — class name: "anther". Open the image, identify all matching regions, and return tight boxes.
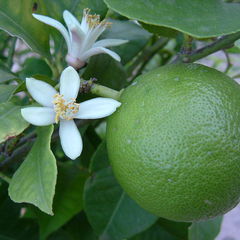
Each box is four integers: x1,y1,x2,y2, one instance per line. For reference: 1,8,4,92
53,94,80,123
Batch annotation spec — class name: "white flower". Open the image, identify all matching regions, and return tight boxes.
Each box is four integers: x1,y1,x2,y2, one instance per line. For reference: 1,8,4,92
33,9,128,69
21,66,121,160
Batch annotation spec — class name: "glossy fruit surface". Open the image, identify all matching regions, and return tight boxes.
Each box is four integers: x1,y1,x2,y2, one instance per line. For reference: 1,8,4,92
106,63,240,222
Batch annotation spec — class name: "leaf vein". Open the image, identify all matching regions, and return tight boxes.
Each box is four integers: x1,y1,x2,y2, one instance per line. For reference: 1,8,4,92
101,191,125,237
0,10,45,54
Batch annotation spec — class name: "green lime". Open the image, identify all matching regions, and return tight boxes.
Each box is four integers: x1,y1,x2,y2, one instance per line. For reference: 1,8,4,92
106,63,240,222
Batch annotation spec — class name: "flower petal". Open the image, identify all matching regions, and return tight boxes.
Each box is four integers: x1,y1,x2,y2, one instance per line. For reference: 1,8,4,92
75,97,121,119
63,10,85,40
81,24,106,52
32,13,71,51
93,39,128,48
88,24,106,44
21,107,55,126
60,66,80,100
59,120,82,160
69,30,84,57
81,47,121,62
63,10,85,56
26,78,57,107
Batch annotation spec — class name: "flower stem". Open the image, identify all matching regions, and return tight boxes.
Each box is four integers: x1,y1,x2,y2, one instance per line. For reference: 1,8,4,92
90,83,122,100
223,50,232,73
45,58,60,80
7,37,17,69
0,172,11,184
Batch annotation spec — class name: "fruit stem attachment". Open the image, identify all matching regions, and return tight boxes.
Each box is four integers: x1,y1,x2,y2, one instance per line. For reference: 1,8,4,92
174,31,240,63
90,83,122,100
79,78,122,100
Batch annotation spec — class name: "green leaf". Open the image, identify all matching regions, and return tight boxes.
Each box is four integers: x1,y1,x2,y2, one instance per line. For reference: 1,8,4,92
47,230,73,240
0,102,29,143
9,125,57,215
83,55,127,90
234,39,240,49
77,126,99,168
141,23,178,38
101,19,151,64
51,213,97,240
19,58,52,79
43,0,107,20
0,0,50,57
0,183,39,240
90,141,109,172
0,65,18,83
104,0,240,38
78,0,108,17
0,85,17,103
84,167,157,240
188,216,223,240
35,163,88,240
131,223,178,240
132,218,190,240
0,31,10,59
95,121,107,140
158,218,190,239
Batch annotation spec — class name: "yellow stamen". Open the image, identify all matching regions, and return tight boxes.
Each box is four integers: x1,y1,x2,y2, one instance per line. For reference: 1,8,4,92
53,94,80,123
83,8,111,28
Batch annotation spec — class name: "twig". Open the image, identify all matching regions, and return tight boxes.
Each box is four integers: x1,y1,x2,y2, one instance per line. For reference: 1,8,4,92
174,31,240,63
0,142,33,171
176,34,194,62
0,172,11,183
127,37,169,81
232,73,240,79
18,131,36,145
223,50,232,73
181,34,193,55
0,120,92,171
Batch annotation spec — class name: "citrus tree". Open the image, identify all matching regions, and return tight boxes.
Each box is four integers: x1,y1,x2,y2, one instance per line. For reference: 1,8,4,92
0,0,240,239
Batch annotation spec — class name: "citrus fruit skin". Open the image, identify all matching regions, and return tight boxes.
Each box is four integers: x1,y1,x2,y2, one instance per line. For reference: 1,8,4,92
106,63,240,222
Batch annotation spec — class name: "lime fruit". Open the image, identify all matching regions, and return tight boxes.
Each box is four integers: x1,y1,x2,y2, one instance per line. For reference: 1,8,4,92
106,63,240,222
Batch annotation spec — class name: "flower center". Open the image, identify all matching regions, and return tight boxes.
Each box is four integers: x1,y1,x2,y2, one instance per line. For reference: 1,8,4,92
53,94,79,123
84,8,111,28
